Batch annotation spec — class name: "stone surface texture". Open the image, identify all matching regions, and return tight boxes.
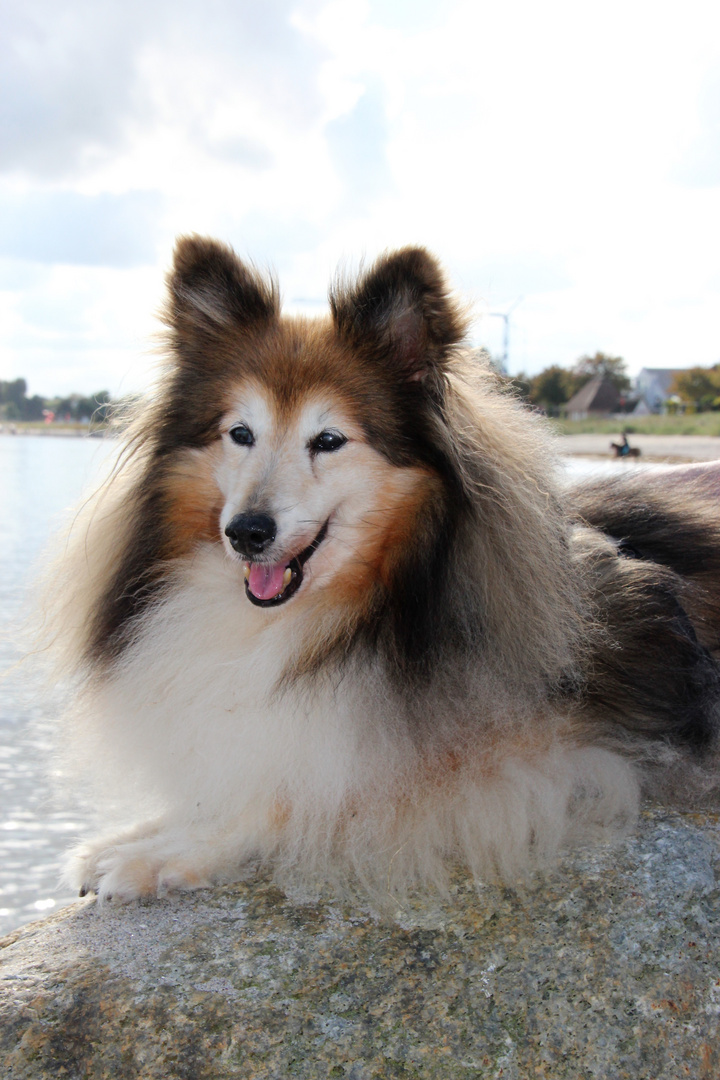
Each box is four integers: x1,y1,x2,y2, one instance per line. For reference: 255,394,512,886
1,809,719,1079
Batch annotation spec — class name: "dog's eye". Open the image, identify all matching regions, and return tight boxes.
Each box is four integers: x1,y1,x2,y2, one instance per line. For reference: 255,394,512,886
309,430,347,454
229,424,254,447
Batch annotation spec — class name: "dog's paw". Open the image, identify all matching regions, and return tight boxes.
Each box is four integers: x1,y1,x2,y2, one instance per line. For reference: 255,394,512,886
67,825,215,902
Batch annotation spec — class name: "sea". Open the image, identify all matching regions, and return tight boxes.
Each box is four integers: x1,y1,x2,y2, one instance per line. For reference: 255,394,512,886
0,433,116,936
0,433,652,937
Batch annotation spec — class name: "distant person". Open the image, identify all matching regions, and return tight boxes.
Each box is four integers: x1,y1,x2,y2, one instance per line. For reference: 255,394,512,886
610,432,640,458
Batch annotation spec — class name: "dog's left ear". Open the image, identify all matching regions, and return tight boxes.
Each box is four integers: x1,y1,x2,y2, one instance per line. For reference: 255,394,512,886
330,248,468,383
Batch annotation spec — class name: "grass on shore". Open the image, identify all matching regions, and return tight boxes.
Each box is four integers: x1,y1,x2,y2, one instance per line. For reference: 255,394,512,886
553,413,720,437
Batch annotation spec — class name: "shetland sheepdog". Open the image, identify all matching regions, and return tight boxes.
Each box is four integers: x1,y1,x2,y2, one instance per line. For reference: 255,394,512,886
43,237,720,903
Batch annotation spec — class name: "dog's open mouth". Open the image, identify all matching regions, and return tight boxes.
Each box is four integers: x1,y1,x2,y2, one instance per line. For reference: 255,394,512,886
243,521,329,607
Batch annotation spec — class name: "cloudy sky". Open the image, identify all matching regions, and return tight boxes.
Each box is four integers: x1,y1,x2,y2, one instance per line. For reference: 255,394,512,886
2,0,719,397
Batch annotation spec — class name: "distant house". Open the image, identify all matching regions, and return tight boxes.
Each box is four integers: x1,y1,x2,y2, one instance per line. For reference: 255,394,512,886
633,368,682,413
564,377,620,421
630,397,652,416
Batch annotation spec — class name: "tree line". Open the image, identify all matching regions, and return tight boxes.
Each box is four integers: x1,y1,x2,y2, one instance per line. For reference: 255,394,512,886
507,353,631,413
0,379,113,423
666,365,720,411
507,355,720,413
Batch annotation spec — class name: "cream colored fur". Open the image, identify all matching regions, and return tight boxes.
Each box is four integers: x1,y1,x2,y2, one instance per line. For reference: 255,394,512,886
63,545,639,903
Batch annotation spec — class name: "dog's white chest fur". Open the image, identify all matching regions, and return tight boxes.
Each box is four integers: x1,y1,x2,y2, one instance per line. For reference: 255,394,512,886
66,546,638,902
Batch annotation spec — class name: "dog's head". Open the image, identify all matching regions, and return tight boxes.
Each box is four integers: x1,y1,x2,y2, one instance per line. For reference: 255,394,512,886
161,236,469,608
83,237,583,691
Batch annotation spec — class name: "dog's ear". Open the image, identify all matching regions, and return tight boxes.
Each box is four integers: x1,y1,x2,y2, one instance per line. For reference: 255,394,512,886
165,235,278,342
330,247,468,382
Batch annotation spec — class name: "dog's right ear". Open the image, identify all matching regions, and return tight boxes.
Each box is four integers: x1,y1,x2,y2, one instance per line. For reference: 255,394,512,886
165,235,278,346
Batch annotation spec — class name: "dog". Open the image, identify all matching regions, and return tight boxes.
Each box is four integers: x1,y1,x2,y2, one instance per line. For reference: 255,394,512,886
42,236,720,904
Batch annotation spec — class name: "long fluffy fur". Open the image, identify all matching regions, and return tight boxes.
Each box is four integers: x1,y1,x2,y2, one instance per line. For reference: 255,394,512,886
40,237,720,904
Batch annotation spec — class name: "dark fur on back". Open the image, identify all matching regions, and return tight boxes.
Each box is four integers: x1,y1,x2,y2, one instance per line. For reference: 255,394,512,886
570,468,720,768
574,469,720,653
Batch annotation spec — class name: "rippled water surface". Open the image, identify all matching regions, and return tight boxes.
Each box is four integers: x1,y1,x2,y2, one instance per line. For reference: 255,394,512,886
0,434,116,936
0,440,652,936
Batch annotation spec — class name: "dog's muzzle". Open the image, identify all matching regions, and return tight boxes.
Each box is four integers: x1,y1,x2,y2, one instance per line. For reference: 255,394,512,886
224,516,329,607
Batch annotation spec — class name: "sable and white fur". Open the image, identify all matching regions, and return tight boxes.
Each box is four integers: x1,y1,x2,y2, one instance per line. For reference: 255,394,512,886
42,237,720,903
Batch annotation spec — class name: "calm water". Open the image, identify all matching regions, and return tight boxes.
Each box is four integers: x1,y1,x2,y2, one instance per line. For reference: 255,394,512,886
0,437,650,936
0,434,116,936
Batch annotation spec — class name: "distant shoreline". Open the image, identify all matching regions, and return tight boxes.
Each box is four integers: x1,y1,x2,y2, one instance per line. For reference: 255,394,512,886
3,424,719,462
0,423,110,438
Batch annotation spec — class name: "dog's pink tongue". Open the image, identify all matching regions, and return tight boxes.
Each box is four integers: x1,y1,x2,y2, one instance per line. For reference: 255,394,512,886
247,562,288,601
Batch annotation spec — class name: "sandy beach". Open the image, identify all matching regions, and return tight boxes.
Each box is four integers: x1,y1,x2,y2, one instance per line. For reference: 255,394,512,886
561,433,720,462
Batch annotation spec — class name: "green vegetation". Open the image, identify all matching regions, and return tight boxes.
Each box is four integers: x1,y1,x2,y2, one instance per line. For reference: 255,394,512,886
669,365,720,411
511,352,632,414
510,354,720,425
0,378,113,425
554,413,720,437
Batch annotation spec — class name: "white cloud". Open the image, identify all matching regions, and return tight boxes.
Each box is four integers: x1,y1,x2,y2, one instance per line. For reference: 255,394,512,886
675,69,720,188
1,0,719,395
325,81,392,211
0,0,328,178
0,190,163,265
0,262,162,397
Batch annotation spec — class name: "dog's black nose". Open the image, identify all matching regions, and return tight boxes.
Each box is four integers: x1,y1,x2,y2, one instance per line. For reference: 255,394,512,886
224,513,277,556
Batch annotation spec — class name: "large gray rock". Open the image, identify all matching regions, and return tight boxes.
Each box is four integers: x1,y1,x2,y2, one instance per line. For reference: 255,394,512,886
1,809,719,1079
